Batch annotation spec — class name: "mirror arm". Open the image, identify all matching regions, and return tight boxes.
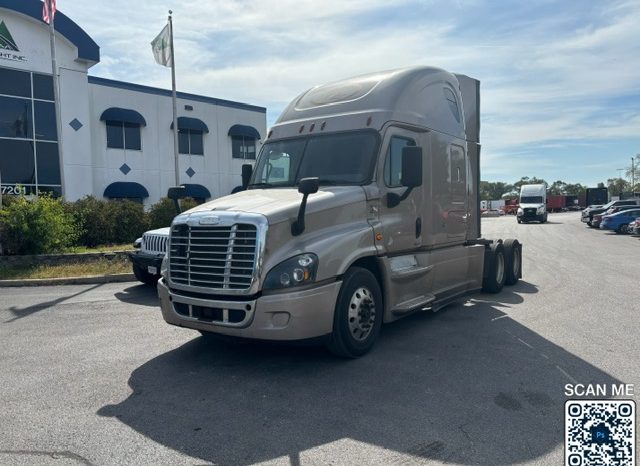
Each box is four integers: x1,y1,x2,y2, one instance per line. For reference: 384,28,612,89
291,194,310,236
387,187,414,208
173,199,181,214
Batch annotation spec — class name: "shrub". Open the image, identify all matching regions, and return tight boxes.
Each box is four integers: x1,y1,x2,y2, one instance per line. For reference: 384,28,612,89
0,195,78,254
147,197,199,230
104,199,148,244
69,196,113,247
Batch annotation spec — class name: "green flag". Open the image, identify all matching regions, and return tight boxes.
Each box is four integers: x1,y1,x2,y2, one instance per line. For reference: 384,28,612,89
151,24,172,67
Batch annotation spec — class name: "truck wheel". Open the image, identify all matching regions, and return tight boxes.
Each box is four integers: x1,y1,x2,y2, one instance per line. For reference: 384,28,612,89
517,218,522,224
327,267,383,358
543,214,548,223
132,264,159,286
502,239,522,286
482,243,506,293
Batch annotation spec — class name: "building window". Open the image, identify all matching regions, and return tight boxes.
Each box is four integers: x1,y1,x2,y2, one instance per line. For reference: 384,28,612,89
178,128,204,155
106,121,141,150
231,135,256,159
384,136,415,187
0,66,60,197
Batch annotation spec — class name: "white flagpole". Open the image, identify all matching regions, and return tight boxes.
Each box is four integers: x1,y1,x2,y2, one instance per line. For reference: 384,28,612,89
48,0,65,198
168,11,180,187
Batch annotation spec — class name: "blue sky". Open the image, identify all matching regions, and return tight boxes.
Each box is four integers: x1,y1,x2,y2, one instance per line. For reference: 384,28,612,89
58,0,640,186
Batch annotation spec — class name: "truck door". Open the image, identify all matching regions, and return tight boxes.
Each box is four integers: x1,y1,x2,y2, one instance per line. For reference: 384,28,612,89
377,129,423,253
446,143,467,242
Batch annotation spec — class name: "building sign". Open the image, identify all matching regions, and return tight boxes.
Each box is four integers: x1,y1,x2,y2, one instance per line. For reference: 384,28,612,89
0,20,27,62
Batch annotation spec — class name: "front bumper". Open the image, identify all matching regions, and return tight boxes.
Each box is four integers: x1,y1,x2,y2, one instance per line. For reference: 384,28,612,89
158,278,341,341
128,251,164,271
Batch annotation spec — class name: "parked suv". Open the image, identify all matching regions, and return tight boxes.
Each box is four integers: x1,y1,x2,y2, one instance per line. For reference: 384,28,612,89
581,199,640,227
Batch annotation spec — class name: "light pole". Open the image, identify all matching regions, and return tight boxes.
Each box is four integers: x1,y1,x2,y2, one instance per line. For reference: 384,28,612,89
632,156,636,192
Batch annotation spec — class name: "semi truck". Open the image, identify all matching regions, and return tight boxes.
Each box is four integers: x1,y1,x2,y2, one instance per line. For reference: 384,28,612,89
157,66,523,357
517,184,547,223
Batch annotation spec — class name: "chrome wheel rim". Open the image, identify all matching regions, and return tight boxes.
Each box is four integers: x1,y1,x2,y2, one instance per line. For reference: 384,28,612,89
347,286,376,341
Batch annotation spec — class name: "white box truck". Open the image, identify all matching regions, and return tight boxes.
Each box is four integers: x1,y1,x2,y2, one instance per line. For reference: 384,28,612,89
517,184,547,223
157,66,523,357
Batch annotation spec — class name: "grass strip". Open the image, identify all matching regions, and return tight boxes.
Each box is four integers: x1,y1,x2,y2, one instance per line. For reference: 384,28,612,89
0,256,131,280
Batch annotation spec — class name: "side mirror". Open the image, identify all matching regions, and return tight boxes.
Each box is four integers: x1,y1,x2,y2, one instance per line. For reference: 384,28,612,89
401,146,423,187
241,164,253,189
298,177,319,195
292,177,319,236
167,186,186,200
167,186,186,214
387,146,423,208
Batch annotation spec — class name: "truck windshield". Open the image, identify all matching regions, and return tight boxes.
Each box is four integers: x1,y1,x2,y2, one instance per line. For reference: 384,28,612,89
249,131,379,187
520,196,543,203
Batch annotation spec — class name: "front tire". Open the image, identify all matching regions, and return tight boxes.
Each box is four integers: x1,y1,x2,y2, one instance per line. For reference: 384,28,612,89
327,267,383,358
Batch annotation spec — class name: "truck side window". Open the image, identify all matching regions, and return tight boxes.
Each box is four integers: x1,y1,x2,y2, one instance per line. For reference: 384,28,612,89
384,136,415,187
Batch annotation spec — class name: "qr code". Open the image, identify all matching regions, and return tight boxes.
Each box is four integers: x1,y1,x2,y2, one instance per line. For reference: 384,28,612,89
566,400,636,466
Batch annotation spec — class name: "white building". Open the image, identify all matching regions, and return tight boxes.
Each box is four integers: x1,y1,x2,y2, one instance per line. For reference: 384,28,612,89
0,0,266,205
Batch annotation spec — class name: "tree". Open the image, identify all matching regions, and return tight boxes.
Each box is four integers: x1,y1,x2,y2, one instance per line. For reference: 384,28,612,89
625,154,640,192
548,180,567,195
479,181,514,200
563,183,587,196
607,178,629,196
512,176,548,192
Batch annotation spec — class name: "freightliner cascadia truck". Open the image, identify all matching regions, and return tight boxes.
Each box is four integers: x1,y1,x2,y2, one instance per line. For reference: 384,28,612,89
157,66,523,357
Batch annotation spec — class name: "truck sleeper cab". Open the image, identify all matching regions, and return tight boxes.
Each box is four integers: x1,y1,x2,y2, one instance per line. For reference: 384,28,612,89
158,66,523,357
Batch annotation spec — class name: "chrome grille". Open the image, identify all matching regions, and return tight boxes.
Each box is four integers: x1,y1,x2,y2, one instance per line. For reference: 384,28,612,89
169,223,257,290
142,234,168,254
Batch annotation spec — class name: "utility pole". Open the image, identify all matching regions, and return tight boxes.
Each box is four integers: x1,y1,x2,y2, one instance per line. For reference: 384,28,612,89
632,156,636,192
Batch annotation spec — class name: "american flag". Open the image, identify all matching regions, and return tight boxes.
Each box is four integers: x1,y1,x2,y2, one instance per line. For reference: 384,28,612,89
42,0,57,24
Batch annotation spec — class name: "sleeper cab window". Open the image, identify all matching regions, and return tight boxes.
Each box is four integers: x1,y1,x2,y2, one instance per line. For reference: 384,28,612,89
443,87,460,123
384,136,416,187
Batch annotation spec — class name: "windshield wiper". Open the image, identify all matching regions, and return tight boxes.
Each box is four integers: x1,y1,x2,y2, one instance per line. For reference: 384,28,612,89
247,182,275,188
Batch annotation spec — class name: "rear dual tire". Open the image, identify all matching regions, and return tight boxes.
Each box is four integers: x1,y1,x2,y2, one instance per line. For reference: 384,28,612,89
482,239,522,293
482,243,506,293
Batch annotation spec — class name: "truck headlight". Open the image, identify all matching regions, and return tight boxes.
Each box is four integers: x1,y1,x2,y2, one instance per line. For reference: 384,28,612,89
264,253,318,290
160,254,168,278
517,208,523,215
537,206,545,214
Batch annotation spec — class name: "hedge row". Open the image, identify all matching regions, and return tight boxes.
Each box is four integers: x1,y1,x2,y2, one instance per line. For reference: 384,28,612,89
0,195,198,255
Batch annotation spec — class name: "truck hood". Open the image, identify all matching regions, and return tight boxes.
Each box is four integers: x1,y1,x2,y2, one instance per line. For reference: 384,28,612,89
181,186,367,225
143,227,170,236
519,203,545,209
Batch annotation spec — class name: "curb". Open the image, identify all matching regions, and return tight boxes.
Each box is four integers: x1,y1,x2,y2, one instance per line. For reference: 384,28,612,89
0,273,137,287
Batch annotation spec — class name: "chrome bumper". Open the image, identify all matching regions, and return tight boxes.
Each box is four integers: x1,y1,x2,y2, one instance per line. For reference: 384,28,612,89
158,278,341,341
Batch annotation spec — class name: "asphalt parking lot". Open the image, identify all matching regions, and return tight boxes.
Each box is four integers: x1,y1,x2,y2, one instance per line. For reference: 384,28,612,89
0,211,638,466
